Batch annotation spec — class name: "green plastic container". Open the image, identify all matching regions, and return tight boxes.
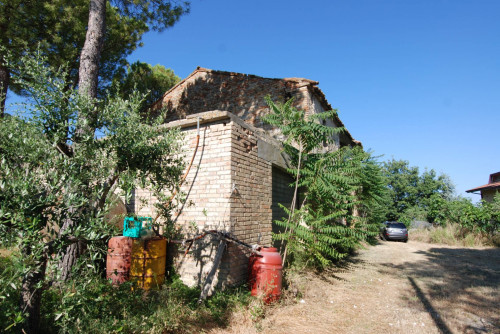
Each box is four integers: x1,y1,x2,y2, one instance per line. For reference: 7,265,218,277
123,217,152,238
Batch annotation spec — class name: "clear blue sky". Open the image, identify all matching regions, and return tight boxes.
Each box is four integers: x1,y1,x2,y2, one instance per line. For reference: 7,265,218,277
9,0,500,201
129,0,499,201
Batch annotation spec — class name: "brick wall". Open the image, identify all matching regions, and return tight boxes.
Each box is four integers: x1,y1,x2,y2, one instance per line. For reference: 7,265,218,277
172,119,234,287
222,120,273,286
175,116,275,289
133,113,275,290
127,111,295,290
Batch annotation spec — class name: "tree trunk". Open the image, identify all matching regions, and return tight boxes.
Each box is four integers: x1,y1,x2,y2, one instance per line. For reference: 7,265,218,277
78,0,106,99
0,3,10,118
58,240,85,282
58,0,107,281
56,205,87,282
0,61,9,117
20,257,47,334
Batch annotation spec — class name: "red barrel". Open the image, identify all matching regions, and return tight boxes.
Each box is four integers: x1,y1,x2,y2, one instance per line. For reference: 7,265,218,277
249,247,283,303
106,236,133,285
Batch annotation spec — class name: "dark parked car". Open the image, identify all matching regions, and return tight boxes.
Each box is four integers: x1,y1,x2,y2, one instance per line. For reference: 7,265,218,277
381,222,408,242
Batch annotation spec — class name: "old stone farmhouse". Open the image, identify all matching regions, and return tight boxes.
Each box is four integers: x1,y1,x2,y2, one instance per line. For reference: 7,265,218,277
127,67,361,289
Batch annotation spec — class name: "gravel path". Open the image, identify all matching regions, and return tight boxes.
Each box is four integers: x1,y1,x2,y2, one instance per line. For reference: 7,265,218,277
211,240,500,334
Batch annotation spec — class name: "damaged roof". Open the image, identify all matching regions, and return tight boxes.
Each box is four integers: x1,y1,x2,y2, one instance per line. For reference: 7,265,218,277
151,67,360,146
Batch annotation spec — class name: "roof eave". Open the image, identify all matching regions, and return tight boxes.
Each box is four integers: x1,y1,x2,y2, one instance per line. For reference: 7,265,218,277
310,86,361,147
466,184,500,193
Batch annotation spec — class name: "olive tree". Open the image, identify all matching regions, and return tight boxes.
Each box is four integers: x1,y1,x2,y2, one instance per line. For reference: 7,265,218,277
0,51,184,334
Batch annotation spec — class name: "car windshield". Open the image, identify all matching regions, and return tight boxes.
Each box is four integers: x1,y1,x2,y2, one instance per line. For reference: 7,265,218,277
388,223,406,229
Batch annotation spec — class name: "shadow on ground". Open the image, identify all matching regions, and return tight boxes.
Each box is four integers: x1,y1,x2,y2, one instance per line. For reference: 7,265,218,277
318,254,368,283
379,246,500,334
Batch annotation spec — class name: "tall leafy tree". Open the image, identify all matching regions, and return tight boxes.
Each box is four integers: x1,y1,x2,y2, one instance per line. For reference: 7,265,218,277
41,1,149,94
1,2,153,281
382,159,454,222
383,159,420,220
65,0,188,280
112,61,180,110
358,154,391,225
0,0,39,116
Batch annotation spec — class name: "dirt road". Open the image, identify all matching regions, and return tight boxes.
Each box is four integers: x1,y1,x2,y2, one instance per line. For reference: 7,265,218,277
212,241,500,334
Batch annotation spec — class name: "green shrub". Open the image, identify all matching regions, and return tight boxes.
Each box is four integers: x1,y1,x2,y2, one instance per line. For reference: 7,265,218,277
0,49,185,332
408,193,499,247
399,206,428,225
0,251,23,333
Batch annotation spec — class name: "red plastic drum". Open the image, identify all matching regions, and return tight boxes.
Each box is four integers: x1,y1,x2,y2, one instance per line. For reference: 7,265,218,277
249,247,283,303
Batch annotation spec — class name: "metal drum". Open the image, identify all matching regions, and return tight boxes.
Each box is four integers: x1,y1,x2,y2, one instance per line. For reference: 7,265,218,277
249,247,283,303
130,238,167,290
106,236,133,284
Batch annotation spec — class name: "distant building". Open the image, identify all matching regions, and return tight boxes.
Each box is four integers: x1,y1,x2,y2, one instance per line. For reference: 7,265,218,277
466,172,500,202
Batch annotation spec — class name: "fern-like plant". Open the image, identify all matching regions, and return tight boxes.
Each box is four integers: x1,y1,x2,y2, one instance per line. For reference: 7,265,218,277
263,97,386,268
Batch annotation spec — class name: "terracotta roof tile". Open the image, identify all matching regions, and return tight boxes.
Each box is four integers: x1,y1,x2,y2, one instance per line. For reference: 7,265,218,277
466,181,500,193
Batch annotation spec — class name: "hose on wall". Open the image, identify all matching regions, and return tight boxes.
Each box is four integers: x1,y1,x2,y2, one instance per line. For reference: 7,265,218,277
152,117,201,234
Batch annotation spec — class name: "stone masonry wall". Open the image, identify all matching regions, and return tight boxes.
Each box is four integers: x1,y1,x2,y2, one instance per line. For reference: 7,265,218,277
153,68,356,147
158,69,311,131
482,189,499,203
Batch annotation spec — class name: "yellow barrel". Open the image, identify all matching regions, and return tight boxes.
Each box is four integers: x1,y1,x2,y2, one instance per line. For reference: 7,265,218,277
130,238,167,290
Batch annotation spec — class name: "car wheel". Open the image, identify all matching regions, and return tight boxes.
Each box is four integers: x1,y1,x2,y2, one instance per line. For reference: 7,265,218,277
380,234,386,241
404,238,408,243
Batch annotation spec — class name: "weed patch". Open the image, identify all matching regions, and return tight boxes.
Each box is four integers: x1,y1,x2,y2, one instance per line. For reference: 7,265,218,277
0,250,252,334
409,224,497,247
39,277,252,334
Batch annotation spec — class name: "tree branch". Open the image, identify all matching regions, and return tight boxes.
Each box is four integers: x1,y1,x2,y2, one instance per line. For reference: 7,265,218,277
56,142,73,157
97,169,120,211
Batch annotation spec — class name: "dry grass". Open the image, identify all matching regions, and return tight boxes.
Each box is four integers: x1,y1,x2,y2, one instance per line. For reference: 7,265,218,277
410,224,497,247
208,241,500,334
0,248,13,258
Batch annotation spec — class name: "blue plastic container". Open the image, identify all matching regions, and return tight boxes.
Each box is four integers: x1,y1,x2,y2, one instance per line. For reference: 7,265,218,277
123,216,153,238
